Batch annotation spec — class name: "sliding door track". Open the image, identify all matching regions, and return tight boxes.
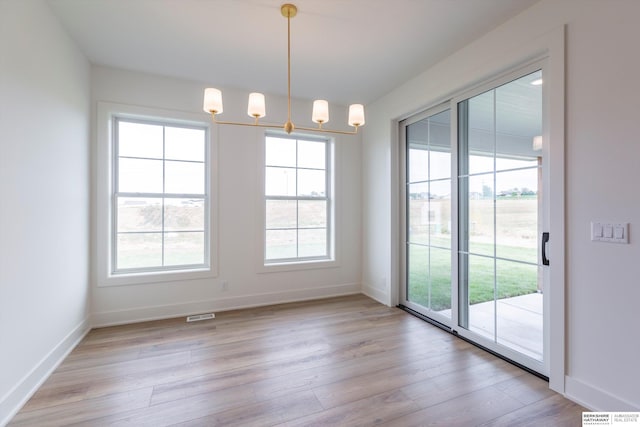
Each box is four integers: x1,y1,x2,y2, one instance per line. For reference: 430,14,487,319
397,304,548,382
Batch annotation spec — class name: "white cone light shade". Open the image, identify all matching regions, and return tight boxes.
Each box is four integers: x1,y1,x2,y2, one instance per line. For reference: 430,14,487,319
348,104,365,127
203,88,223,114
248,92,266,118
533,135,543,151
312,100,329,124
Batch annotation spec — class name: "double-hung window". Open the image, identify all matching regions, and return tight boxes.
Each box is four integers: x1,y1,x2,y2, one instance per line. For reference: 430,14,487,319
264,134,332,264
112,117,210,274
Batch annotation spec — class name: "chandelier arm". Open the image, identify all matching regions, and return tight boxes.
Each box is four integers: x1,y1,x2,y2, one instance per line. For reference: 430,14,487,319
211,115,359,135
294,125,360,135
210,117,286,131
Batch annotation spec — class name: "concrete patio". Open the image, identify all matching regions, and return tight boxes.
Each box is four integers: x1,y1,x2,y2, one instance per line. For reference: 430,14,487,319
439,292,543,360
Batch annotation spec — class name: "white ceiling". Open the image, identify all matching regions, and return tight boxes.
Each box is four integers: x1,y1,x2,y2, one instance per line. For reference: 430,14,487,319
47,0,541,105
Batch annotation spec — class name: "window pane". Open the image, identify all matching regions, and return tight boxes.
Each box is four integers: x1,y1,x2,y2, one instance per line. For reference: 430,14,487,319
468,175,494,257
298,228,327,257
496,156,538,171
164,198,205,231
495,70,542,169
469,154,494,175
266,137,296,167
118,158,163,193
429,110,451,180
496,260,541,360
430,246,451,313
298,169,325,197
118,121,163,159
430,180,451,249
407,243,429,307
266,229,297,260
165,161,205,194
266,167,296,196
430,150,451,181
468,254,495,340
408,145,429,183
495,169,538,263
164,232,205,266
266,200,297,229
298,140,325,169
117,233,162,269
298,200,326,228
117,197,162,232
467,91,495,175
165,127,205,162
408,182,429,246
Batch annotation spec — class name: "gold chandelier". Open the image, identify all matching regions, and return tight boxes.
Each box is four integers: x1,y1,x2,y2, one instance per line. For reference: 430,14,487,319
203,3,365,135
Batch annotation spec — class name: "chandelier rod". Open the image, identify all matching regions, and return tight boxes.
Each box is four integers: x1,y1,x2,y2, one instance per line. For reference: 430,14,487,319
287,4,292,130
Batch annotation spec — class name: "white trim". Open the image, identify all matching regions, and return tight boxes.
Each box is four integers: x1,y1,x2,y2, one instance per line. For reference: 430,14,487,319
96,102,219,287
0,318,90,427
544,26,566,395
389,118,401,308
362,283,390,306
256,258,340,274
91,283,361,327
565,376,640,412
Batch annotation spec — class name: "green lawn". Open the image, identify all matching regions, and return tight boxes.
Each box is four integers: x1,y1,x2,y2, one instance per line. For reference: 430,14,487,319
407,243,538,311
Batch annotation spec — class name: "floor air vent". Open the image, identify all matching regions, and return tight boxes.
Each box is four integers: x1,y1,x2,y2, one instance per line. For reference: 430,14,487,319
186,313,215,322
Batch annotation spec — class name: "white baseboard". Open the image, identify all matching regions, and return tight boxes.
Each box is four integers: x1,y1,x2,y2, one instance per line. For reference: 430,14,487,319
362,283,390,306
0,317,90,427
565,375,640,411
92,282,362,327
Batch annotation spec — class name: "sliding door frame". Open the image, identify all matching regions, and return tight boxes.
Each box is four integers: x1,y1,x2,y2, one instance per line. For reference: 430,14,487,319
399,102,456,329
452,60,548,376
396,27,565,390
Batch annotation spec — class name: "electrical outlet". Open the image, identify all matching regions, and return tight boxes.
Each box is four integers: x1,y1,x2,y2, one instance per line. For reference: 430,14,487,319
221,281,229,291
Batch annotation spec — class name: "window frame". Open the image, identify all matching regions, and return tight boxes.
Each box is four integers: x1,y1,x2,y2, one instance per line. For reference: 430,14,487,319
97,102,218,287
259,131,338,272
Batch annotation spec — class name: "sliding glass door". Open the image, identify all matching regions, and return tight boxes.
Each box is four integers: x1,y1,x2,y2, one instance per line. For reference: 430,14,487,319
401,66,548,375
458,70,545,370
403,107,452,325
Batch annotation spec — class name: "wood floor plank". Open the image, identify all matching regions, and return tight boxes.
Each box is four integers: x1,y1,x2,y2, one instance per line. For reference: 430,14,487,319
9,294,586,426
174,390,324,427
402,356,527,409
479,393,585,427
280,390,421,427
383,385,525,427
10,388,153,426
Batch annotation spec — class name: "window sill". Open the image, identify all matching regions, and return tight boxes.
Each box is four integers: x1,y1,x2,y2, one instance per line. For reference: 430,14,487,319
257,258,339,274
98,267,216,287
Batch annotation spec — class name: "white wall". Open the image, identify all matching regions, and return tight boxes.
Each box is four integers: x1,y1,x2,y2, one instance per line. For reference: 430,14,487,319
0,0,91,424
90,66,362,326
362,0,640,411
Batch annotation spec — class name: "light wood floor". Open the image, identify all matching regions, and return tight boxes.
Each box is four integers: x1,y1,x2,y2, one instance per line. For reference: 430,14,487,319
10,294,585,426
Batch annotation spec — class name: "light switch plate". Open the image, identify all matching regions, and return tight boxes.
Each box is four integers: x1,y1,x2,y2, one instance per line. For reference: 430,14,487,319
591,221,629,244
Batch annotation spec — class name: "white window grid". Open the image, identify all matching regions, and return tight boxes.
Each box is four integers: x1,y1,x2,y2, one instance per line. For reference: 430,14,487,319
112,117,210,274
264,133,332,264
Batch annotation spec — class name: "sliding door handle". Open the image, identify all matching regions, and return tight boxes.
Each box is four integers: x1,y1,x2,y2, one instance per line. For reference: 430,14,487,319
542,232,550,266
